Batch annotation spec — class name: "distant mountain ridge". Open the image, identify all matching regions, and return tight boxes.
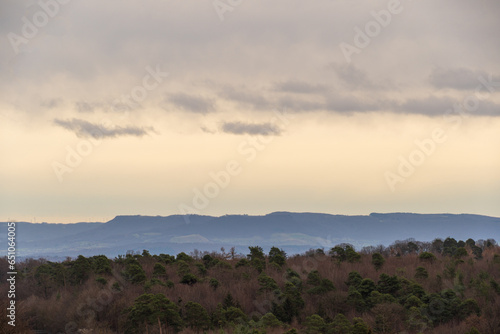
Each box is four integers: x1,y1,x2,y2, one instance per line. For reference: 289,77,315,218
1,212,499,260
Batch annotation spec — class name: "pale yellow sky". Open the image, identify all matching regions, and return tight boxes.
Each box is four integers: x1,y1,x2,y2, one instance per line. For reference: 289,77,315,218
2,110,499,223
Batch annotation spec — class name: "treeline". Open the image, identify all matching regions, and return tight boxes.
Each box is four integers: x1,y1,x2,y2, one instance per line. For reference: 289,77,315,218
1,237,500,334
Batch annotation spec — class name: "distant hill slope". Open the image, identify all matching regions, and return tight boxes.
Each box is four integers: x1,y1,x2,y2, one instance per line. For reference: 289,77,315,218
1,212,499,259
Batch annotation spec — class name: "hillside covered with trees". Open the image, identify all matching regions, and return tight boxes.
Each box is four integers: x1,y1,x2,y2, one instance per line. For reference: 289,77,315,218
1,237,500,334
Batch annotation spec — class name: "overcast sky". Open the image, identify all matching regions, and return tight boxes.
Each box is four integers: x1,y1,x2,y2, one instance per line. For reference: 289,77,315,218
1,0,499,223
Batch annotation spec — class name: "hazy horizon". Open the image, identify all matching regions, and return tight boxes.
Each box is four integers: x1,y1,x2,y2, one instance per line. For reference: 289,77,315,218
5,210,500,225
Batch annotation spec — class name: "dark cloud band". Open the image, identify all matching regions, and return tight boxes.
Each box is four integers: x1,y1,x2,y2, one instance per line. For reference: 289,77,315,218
54,118,154,139
221,121,281,136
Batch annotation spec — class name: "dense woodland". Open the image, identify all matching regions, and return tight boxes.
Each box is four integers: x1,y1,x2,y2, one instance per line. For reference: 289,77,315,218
1,237,500,334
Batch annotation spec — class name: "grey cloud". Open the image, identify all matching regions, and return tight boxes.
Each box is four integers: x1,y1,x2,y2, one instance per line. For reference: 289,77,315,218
75,101,99,113
396,96,456,116
331,63,374,89
168,93,215,114
200,126,216,134
324,95,380,113
278,96,324,112
54,118,155,138
388,95,500,116
41,98,63,109
221,121,281,136
473,100,500,116
219,86,270,110
396,95,500,116
429,67,489,90
273,80,328,94
279,94,379,113
2,0,499,121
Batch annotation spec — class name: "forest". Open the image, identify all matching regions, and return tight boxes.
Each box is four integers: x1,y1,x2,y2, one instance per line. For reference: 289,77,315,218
1,237,499,334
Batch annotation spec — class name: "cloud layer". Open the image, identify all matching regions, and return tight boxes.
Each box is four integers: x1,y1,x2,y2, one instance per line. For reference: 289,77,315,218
1,0,499,122
167,93,216,114
220,121,281,136
54,118,155,138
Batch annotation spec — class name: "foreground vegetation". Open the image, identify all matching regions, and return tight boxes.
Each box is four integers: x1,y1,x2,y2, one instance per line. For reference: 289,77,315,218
1,237,500,334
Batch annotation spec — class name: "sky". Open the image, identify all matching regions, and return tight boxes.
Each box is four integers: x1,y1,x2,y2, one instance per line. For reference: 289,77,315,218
1,0,499,223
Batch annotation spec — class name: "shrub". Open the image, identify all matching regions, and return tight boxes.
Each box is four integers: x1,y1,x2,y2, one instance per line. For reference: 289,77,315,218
95,277,107,285
123,263,146,284
184,301,210,332
152,263,167,278
91,255,112,275
180,273,198,285
124,293,183,333
418,252,437,262
223,306,247,323
377,274,401,295
465,327,481,334
223,293,237,309
195,263,207,276
358,278,376,298
346,271,363,288
176,252,194,262
372,253,385,270
258,273,278,292
458,299,481,319
307,278,335,295
455,247,468,258
209,278,220,290
260,312,282,328
269,247,287,267
284,329,298,334
327,313,353,334
235,258,250,268
304,314,325,334
346,246,362,263
414,266,429,279
112,282,121,291
352,317,371,334
202,254,219,268
307,270,322,286
69,255,92,285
